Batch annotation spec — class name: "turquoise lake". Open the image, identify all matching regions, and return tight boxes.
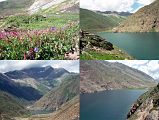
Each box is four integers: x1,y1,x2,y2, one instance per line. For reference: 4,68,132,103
97,32,159,60
80,90,146,120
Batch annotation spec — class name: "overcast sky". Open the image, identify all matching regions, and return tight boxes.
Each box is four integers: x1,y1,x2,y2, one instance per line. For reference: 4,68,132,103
0,60,79,73
109,60,159,79
80,0,155,13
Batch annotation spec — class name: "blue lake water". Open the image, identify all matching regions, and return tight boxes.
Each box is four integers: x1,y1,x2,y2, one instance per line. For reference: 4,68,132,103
80,90,146,120
97,32,159,60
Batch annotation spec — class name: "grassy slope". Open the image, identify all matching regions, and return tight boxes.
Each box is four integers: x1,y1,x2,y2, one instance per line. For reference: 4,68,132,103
2,13,78,30
0,91,29,118
80,8,125,31
80,46,134,60
0,0,34,16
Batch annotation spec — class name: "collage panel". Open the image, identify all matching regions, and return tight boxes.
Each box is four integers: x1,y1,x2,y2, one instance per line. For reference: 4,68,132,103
80,60,159,120
0,0,79,60
0,60,80,120
0,0,159,120
80,0,159,60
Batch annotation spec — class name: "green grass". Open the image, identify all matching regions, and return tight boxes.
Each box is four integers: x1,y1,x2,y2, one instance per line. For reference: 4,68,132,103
0,91,29,117
0,12,79,60
3,13,79,30
81,50,125,60
80,8,126,31
0,0,34,16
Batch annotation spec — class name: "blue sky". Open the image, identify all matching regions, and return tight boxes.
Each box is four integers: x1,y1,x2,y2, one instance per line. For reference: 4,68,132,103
80,0,155,13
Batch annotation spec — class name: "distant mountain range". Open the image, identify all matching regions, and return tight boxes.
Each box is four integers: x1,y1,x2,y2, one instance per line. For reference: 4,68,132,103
115,0,159,32
96,11,132,17
80,61,157,93
80,8,126,31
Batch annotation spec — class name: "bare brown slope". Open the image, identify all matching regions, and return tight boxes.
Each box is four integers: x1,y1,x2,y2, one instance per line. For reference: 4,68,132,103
115,0,159,32
80,61,156,93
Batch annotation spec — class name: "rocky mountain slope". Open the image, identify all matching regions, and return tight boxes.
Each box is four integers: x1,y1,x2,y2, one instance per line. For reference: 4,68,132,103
32,74,79,111
5,66,70,93
127,84,159,120
115,0,159,32
0,73,42,101
28,0,79,14
80,61,156,93
80,8,126,31
0,0,79,16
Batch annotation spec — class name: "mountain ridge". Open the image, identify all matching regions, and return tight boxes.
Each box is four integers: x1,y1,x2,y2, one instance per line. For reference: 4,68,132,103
80,61,156,93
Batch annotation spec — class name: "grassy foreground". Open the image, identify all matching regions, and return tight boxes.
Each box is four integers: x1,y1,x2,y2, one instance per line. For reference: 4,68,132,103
0,13,79,60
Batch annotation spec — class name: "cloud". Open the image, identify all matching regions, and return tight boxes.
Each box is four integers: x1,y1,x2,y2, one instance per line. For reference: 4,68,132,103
137,0,155,5
0,60,79,73
80,0,155,12
108,60,159,79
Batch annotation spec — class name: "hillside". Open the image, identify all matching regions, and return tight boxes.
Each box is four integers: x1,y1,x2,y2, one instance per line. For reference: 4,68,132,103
16,96,79,120
32,74,79,111
0,73,43,101
115,0,159,32
29,0,79,14
80,61,156,93
80,8,126,31
127,84,159,120
0,0,34,16
0,91,29,119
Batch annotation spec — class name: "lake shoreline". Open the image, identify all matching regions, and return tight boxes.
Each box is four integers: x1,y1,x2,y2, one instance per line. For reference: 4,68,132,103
81,88,149,95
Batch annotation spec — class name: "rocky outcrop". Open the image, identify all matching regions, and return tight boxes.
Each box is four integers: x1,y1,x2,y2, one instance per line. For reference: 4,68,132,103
128,84,159,120
80,30,114,52
115,0,159,32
